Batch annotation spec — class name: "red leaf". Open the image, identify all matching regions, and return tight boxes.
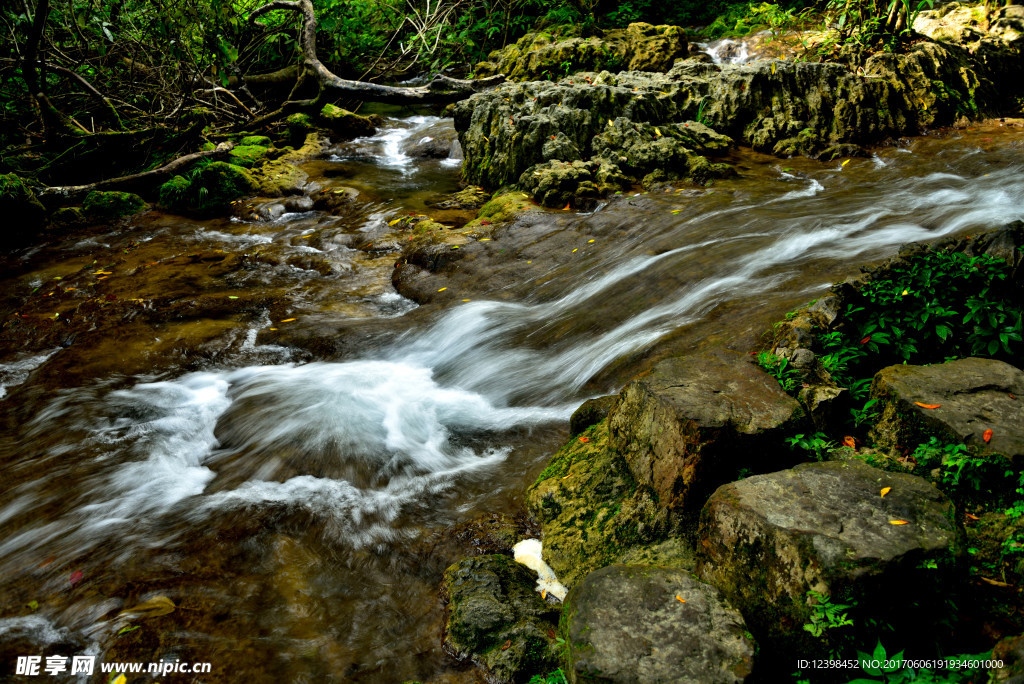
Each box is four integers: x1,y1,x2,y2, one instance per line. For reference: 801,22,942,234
914,402,941,409
982,429,993,443
69,570,83,586
501,639,512,650
860,336,871,345
578,436,590,443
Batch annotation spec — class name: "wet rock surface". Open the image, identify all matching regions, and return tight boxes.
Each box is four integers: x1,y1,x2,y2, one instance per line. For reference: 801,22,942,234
608,349,804,513
870,357,1024,466
442,554,560,683
563,564,755,684
697,459,956,645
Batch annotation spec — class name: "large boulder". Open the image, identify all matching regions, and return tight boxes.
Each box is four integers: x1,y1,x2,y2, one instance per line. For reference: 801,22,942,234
697,459,957,649
608,350,804,513
526,421,668,588
442,554,560,683
869,357,1024,467
562,564,755,683
474,23,688,81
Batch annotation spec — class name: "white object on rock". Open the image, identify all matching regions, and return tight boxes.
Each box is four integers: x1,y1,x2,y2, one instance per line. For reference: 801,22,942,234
512,538,568,601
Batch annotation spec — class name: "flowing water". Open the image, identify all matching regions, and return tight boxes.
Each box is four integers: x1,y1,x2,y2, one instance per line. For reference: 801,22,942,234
1,116,1023,682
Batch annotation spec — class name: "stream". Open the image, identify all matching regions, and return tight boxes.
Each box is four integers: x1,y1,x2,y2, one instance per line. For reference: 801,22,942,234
1,116,1023,682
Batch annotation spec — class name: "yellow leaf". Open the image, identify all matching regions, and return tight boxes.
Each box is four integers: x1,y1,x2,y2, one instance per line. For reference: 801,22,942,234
112,676,127,684
527,261,532,264
298,234,313,239
462,299,471,302
654,128,662,137
269,328,277,331
675,595,686,603
841,159,850,166
388,218,402,226
118,595,176,619
572,248,578,253
541,589,547,600
438,287,447,292
478,238,491,241
771,62,776,74
588,239,595,243
280,318,296,322
889,520,909,525
880,487,891,498
979,577,1011,587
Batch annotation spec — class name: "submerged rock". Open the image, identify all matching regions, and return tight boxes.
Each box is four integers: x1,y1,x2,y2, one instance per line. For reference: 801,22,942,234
474,23,688,81
869,357,1024,466
608,350,804,513
697,459,956,648
442,554,560,683
563,565,755,683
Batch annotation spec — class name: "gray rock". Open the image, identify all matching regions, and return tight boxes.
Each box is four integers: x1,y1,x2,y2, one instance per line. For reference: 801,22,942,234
570,395,618,436
608,349,804,512
443,554,560,683
563,565,755,683
697,459,956,646
869,357,1024,466
401,119,460,159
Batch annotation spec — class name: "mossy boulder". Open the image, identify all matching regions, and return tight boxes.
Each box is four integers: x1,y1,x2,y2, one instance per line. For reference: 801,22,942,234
82,190,146,220
696,459,957,654
526,421,669,588
227,144,269,168
50,206,86,228
319,104,377,139
250,160,308,197
238,135,272,147
442,554,561,683
0,172,46,245
519,159,631,208
562,565,756,683
474,23,688,81
158,162,256,215
286,112,314,145
463,190,540,230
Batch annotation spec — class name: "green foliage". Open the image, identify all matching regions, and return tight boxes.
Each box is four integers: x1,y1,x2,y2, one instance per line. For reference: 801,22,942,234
803,590,855,638
842,641,990,683
158,161,255,215
909,437,1004,498
528,669,568,684
786,432,836,461
755,350,802,392
816,250,1021,398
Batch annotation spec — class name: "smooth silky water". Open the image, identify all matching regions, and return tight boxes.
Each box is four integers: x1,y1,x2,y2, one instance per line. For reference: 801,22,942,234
1,117,1023,681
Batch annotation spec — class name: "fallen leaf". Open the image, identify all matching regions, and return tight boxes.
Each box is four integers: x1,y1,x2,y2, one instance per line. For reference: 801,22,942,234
841,159,850,166
982,429,993,443
269,328,277,331
117,625,140,635
547,629,557,639
880,486,891,497
280,318,296,323
588,239,595,243
965,513,980,521
979,577,1011,587
889,520,909,525
298,234,313,239
914,402,941,409
437,287,447,292
27,600,38,611
563,202,571,211
112,675,127,684
118,596,176,619
1010,393,1017,400
843,436,856,448
228,296,239,299
572,248,578,253
675,595,686,603
69,571,83,586
462,299,471,302
578,436,590,443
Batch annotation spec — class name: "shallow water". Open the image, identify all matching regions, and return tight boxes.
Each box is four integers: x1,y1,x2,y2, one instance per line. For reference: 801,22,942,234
1,118,1023,682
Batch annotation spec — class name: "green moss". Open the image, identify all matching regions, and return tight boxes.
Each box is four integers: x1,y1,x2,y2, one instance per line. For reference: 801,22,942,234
319,104,376,139
227,144,269,168
82,190,146,219
50,206,85,227
239,135,272,147
465,191,538,230
158,162,255,215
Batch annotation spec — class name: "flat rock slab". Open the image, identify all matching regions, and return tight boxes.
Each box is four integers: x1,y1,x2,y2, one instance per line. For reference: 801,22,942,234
564,565,755,683
609,350,803,511
870,357,1024,466
698,460,955,643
